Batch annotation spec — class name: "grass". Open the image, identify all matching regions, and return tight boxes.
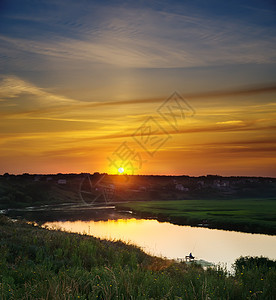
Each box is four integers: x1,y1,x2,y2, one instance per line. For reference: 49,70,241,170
0,178,80,210
0,215,275,299
116,199,276,235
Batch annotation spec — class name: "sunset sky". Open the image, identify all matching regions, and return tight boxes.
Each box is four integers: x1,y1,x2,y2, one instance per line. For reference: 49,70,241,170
0,0,275,176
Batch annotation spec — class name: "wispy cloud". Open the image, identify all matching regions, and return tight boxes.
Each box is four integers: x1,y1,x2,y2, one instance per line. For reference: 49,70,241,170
1,2,275,69
83,84,276,108
0,75,75,104
1,76,275,125
74,121,276,143
216,120,244,125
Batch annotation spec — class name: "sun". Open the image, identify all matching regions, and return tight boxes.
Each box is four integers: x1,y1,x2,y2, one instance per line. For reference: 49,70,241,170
118,167,124,174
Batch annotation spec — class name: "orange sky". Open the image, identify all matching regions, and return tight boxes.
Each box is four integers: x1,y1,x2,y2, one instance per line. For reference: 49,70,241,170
0,76,275,176
0,1,275,176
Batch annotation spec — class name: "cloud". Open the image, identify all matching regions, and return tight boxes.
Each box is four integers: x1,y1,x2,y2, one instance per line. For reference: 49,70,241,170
0,75,76,104
1,75,275,126
0,2,275,69
76,121,276,143
216,120,244,125
1,75,274,107
83,84,276,108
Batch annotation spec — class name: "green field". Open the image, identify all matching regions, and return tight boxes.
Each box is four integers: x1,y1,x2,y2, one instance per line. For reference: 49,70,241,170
0,215,275,299
117,199,276,235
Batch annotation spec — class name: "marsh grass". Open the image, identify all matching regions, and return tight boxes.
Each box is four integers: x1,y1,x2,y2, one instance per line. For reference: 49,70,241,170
117,199,276,234
0,215,275,299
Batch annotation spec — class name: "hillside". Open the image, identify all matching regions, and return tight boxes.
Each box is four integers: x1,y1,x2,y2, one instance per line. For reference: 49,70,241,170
0,215,275,299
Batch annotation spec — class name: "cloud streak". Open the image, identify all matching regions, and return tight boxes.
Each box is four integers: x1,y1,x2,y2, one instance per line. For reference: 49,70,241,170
1,1,275,69
84,84,276,108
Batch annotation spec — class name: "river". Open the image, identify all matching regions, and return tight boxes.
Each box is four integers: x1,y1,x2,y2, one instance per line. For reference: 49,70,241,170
43,212,276,272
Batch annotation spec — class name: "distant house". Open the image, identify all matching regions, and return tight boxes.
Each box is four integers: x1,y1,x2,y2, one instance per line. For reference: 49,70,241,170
175,183,189,192
197,180,205,187
221,180,230,187
213,180,229,188
57,179,67,185
247,178,259,183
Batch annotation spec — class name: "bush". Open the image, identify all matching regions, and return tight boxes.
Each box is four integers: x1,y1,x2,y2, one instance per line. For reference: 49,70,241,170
234,256,276,273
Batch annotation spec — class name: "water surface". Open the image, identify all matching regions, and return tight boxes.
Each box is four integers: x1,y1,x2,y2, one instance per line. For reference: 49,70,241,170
44,217,276,271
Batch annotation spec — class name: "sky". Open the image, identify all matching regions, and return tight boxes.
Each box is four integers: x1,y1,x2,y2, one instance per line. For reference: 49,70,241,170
0,0,275,176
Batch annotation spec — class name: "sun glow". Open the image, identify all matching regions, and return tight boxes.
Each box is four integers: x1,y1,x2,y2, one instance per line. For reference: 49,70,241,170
118,167,124,174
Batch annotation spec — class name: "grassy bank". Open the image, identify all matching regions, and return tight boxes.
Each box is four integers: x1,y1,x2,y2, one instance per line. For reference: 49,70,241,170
0,178,80,210
0,215,275,299
116,199,276,235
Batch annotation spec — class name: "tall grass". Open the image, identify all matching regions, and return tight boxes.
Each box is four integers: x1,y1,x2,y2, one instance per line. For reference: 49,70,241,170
0,215,275,299
117,199,276,234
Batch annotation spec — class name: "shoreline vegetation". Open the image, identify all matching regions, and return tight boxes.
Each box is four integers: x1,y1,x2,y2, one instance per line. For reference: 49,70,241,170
1,173,276,235
116,199,276,235
1,215,275,299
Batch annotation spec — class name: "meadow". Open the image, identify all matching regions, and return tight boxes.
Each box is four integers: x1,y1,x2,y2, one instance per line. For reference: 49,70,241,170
0,215,275,299
117,199,276,235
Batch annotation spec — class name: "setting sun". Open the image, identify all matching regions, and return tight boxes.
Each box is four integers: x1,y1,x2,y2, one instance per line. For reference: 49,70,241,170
118,167,124,174
0,1,276,298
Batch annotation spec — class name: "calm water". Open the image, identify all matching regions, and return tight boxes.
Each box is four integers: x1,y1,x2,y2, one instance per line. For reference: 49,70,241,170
44,217,276,271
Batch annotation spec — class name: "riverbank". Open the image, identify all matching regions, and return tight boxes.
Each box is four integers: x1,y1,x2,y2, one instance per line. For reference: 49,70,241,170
0,215,275,299
1,174,275,235
116,199,276,235
1,174,276,210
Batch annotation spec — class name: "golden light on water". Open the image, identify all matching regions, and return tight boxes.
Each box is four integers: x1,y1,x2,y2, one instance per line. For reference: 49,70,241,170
43,218,276,270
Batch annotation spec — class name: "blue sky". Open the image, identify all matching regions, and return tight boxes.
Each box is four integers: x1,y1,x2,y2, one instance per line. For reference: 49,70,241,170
1,1,275,69
0,1,275,98
0,0,275,175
